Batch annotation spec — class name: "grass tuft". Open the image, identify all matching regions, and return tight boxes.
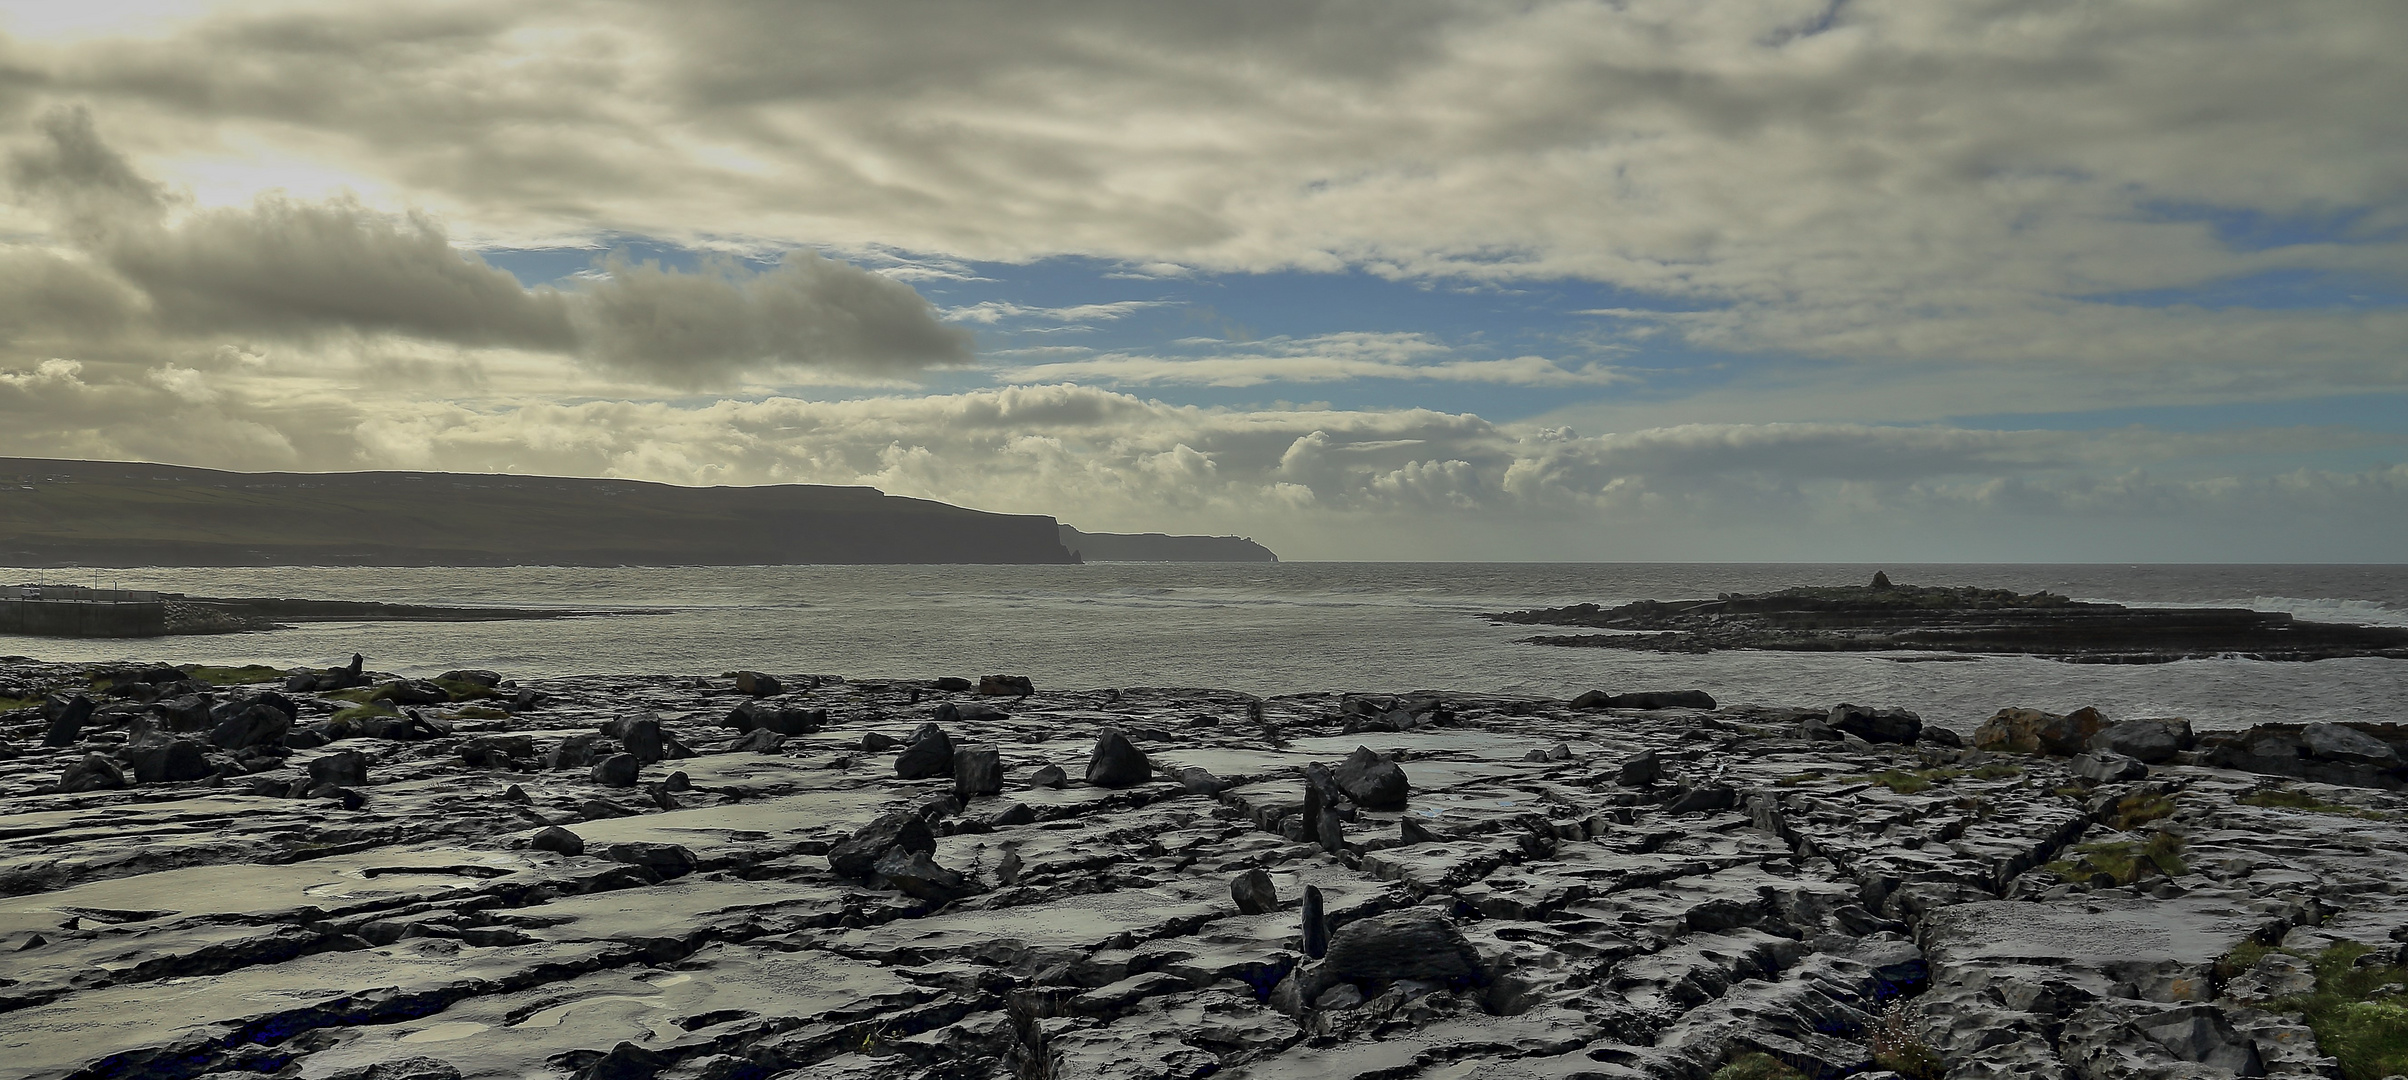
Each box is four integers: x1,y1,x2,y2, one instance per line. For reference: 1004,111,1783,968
330,703,398,724
2236,941,2408,1080
1775,771,1825,787
1966,762,2024,781
1710,1051,1805,1080
2045,831,2188,887
1868,1000,1945,1079
2109,791,2179,831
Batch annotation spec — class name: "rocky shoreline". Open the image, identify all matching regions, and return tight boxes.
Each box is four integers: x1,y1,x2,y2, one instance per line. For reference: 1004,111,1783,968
2,660,2406,1079
1490,576,2408,664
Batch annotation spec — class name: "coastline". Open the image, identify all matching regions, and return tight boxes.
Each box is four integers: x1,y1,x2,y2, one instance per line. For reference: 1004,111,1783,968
1,658,2399,1077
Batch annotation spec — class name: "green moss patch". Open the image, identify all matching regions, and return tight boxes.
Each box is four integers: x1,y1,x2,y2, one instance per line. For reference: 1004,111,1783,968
1775,771,1826,787
2045,832,2188,887
2108,791,2179,831
1966,762,2024,781
1710,1051,1805,1080
330,703,399,723
1845,767,1966,795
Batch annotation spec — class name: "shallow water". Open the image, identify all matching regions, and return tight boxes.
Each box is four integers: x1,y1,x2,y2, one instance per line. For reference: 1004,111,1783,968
4,562,2403,732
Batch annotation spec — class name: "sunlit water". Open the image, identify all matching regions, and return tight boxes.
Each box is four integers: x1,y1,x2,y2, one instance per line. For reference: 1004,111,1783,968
5,563,2403,733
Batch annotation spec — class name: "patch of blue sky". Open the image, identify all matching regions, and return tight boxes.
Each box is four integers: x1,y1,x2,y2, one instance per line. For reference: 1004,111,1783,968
2136,200,2402,253
2076,268,2408,311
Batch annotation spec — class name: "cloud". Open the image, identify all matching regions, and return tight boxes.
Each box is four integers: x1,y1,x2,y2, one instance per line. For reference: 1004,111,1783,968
999,332,1627,387
0,105,969,387
943,300,1172,326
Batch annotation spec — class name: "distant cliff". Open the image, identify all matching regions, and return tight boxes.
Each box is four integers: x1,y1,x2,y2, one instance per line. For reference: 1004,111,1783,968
1058,526,1278,562
0,459,1079,566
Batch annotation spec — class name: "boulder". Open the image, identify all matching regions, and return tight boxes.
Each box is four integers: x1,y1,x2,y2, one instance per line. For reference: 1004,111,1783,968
58,753,128,793
894,724,955,780
1231,869,1278,915
932,676,974,692
309,750,371,787
125,739,212,784
1176,767,1226,795
2072,750,2148,784
1331,746,1409,809
1615,749,1661,787
616,717,667,764
152,693,215,732
933,701,1009,723
954,745,1003,798
210,703,292,752
1570,689,1717,711
1320,909,1486,991
726,700,824,735
828,811,938,879
1828,703,1922,744
438,669,502,688
2089,718,2193,764
860,731,899,752
530,826,585,856
732,671,782,696
43,694,94,747
1086,728,1151,788
1027,764,1068,789
977,674,1034,697
2301,722,2399,766
591,753,641,787
872,847,975,904
602,842,696,880
1975,706,2108,756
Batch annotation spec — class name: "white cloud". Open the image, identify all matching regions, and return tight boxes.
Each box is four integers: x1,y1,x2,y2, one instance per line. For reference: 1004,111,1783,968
999,331,1627,387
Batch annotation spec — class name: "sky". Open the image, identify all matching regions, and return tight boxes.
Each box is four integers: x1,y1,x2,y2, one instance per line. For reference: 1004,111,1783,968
0,1,2400,562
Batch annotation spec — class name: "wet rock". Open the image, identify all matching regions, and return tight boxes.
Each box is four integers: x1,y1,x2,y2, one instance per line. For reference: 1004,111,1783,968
573,1040,673,1080
2088,717,2193,764
1232,869,1278,915
42,694,94,747
530,826,585,856
459,735,535,768
1828,703,1922,744
615,716,667,764
829,810,938,879
932,676,973,692
1086,728,1151,788
1616,749,1661,787
730,728,786,753
1331,746,1409,809
124,739,211,784
1570,689,1717,710
1302,885,1329,960
438,669,501,688
377,679,449,706
1320,909,1485,991
953,745,1003,798
894,724,955,780
591,753,641,787
602,841,697,880
308,749,370,787
58,753,128,793
1027,764,1068,789
726,700,823,735
2071,749,2148,784
1976,705,2108,756
978,674,1034,697
873,847,975,904
209,702,291,752
2302,722,2399,766
1663,784,1737,813
732,670,782,696
860,730,899,752
1176,766,1226,795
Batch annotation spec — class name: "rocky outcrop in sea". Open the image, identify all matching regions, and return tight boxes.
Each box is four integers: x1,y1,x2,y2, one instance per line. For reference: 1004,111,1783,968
1,659,2403,1079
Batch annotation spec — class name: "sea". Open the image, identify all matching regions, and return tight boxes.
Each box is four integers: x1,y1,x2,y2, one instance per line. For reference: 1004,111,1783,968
3,563,2403,734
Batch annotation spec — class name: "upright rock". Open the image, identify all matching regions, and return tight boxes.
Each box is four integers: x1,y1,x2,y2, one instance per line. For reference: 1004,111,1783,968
954,745,1003,798
1086,728,1151,788
209,702,291,752
591,753,641,787
1302,885,1328,960
1616,749,1661,787
1320,909,1487,991
43,694,94,747
125,739,211,784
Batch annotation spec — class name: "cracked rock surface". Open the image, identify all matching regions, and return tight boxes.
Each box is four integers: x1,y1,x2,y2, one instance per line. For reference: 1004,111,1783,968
0,662,2400,1079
